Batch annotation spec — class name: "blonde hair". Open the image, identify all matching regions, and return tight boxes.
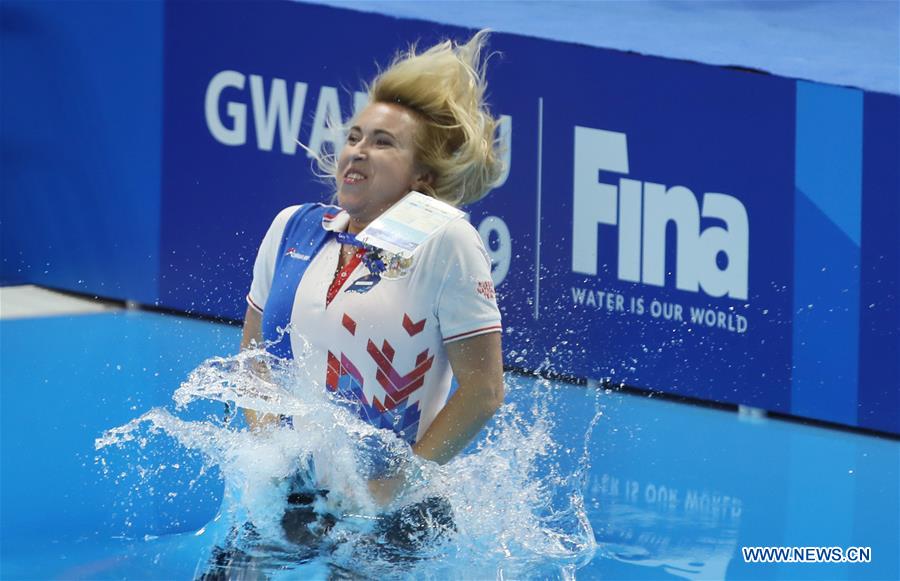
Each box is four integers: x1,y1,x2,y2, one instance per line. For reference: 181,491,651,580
321,30,503,207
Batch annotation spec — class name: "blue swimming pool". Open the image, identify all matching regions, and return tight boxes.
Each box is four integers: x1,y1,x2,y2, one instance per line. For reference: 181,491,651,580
1,311,897,579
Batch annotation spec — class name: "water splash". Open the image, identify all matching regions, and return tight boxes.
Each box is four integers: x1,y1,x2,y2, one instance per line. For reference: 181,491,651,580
95,345,600,578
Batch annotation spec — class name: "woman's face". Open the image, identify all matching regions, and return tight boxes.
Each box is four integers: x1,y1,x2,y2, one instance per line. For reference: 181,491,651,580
336,102,429,232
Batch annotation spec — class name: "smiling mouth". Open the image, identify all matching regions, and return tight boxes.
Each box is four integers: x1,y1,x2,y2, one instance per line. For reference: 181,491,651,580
343,171,367,184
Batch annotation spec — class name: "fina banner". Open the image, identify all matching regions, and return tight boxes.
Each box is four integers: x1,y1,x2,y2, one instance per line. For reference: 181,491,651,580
159,1,897,433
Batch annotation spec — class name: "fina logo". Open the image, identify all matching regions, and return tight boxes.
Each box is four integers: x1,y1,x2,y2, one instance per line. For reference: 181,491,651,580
572,127,749,301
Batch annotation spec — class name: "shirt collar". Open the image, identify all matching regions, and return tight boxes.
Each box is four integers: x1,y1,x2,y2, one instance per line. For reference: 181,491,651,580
321,209,350,232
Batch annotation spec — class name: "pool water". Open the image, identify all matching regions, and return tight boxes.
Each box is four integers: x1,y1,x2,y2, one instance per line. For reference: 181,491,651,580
1,311,897,579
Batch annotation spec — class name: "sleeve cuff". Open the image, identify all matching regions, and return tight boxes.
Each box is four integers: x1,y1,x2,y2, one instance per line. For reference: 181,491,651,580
442,324,502,344
246,294,264,314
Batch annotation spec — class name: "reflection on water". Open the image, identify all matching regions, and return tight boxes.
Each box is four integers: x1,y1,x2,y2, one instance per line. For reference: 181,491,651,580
590,471,742,580
95,343,600,579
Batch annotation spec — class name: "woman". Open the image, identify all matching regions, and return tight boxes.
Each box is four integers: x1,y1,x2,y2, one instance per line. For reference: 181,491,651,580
241,30,504,511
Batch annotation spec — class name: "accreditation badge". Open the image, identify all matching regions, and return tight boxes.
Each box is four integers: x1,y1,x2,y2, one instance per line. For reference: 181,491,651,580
356,191,464,259
355,192,461,280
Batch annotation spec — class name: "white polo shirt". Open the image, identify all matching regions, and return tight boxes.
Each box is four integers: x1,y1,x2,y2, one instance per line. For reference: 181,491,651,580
247,206,502,444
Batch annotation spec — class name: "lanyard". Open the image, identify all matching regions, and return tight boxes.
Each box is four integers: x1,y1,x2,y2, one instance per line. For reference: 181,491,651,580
334,231,386,274
334,231,363,248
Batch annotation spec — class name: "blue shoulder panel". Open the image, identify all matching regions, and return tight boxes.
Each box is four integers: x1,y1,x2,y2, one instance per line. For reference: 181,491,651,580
261,204,340,358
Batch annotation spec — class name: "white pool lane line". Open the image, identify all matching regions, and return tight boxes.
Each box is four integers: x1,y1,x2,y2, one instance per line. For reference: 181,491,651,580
0,285,122,320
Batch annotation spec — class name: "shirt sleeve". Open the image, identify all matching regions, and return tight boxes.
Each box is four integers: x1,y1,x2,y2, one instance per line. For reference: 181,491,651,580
435,219,503,343
247,205,301,313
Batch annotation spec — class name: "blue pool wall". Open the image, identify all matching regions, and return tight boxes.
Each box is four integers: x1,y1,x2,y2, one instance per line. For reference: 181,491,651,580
0,1,163,305
1,1,897,435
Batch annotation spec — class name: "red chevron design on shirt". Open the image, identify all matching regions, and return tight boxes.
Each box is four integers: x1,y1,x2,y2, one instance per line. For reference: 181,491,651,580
342,313,357,335
367,339,434,410
326,350,364,393
402,314,426,336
